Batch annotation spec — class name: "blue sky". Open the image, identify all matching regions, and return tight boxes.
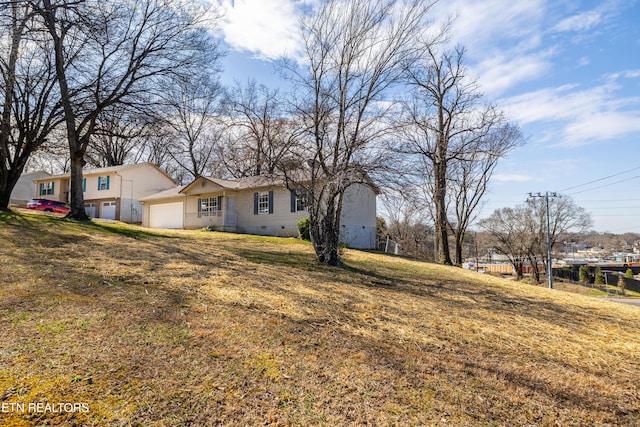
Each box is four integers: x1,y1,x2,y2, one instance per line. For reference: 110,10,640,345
212,0,640,234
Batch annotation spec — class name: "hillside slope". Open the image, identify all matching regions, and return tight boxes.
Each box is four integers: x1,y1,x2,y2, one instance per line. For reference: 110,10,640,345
0,211,639,426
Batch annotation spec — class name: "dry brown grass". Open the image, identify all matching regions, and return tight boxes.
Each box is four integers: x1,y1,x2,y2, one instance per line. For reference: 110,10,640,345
1,210,639,426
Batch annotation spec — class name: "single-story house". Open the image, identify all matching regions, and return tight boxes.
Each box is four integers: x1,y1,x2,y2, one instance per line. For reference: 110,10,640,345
32,163,176,222
140,175,378,249
10,171,52,206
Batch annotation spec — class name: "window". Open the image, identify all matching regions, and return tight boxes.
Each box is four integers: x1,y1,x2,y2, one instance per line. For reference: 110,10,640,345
291,188,308,212
258,192,269,214
197,196,222,217
98,176,110,191
254,191,273,215
39,182,54,196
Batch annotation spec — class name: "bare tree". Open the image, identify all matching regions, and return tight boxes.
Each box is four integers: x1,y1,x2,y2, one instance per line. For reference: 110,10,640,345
447,123,523,265
160,73,224,180
479,206,535,280
401,45,523,265
137,130,189,183
34,0,219,220
0,2,63,210
480,197,592,282
221,80,299,178
526,195,592,280
85,106,158,167
381,193,434,259
285,0,437,265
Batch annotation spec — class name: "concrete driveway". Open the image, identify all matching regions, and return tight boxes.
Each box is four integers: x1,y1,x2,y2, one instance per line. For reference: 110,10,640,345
603,298,640,307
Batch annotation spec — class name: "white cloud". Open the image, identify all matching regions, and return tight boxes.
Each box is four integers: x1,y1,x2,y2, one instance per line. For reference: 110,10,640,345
578,56,590,67
474,52,552,97
501,81,640,147
215,0,304,60
553,10,603,32
432,0,550,96
561,111,640,146
443,0,546,52
493,173,533,183
607,69,640,80
501,84,609,124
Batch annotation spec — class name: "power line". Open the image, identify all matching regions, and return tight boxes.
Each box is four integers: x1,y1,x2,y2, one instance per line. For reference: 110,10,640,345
560,165,640,192
577,199,640,202
584,206,640,210
605,225,640,232
567,174,640,195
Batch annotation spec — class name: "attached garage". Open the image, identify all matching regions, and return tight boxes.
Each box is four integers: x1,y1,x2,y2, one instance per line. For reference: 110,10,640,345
149,202,184,229
101,201,117,220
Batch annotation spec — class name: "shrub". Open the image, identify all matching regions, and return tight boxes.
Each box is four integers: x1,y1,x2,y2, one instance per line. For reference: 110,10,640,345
618,274,627,296
594,267,605,286
578,265,591,283
297,217,311,241
624,268,634,278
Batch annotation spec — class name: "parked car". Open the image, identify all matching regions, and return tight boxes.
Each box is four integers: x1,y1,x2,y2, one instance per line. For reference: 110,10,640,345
26,198,70,214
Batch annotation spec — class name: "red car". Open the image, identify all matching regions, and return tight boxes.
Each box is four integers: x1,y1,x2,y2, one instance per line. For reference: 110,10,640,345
26,198,70,215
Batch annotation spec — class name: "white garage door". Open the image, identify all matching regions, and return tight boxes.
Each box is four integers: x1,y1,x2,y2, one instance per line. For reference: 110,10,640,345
85,203,96,219
102,201,117,220
150,202,184,229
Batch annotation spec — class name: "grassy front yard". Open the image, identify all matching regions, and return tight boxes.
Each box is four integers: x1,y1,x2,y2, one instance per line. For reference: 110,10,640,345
1,211,639,426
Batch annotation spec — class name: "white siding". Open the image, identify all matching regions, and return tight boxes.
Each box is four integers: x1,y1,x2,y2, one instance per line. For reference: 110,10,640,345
34,163,176,223
184,193,225,229
34,178,67,203
11,172,51,205
236,186,307,237
143,180,378,249
340,184,377,249
116,165,176,223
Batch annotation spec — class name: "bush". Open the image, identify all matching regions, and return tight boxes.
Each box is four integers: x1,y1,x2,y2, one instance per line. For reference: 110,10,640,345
624,268,634,278
618,274,627,296
578,265,591,283
297,217,311,241
594,267,605,286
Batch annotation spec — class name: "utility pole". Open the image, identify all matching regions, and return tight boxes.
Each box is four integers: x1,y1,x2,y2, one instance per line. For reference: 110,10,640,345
529,192,559,289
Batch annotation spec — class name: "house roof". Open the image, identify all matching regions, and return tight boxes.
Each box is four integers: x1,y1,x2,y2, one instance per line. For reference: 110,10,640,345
33,163,176,184
20,171,52,179
138,186,186,202
143,169,379,202
179,174,290,194
181,169,380,194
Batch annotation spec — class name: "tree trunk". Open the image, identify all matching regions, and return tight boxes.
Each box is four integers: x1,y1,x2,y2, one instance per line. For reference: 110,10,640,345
310,191,341,266
0,177,14,211
0,5,23,211
433,161,452,265
513,260,524,280
42,0,88,221
454,230,463,266
318,214,340,265
528,255,541,283
67,153,89,220
0,167,26,211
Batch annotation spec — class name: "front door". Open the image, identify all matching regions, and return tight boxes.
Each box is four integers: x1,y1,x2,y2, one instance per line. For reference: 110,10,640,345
225,195,237,228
